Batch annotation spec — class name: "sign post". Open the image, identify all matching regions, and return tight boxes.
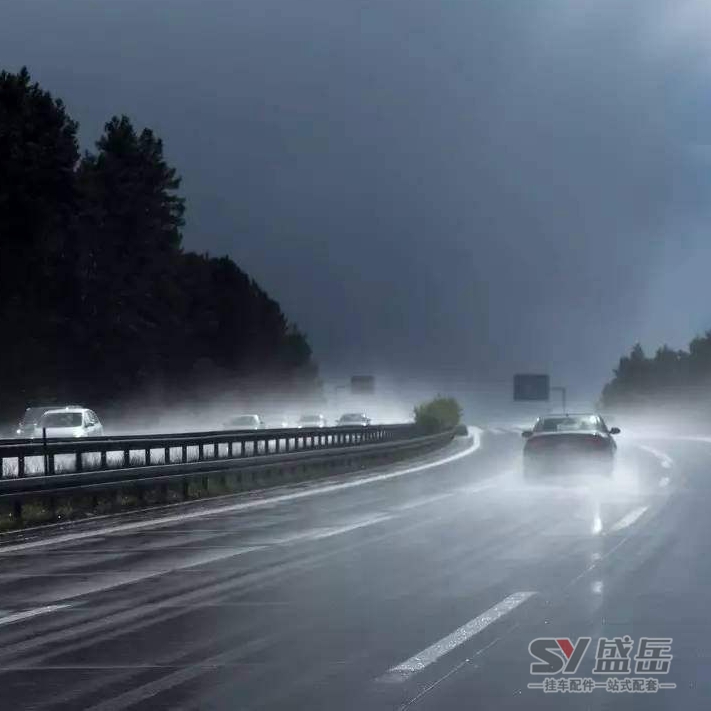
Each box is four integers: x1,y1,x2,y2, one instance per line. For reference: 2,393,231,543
550,386,567,413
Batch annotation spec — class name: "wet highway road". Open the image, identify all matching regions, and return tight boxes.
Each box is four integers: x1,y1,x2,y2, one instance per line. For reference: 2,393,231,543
0,428,707,710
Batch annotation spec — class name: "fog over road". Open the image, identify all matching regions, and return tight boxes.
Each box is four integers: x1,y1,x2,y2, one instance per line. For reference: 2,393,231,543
0,428,705,709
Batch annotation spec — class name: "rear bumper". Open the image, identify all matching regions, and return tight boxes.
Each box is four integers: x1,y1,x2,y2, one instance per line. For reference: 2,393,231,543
523,451,614,476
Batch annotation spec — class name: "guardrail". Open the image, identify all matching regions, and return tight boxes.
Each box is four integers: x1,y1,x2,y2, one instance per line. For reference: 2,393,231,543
0,424,456,526
0,424,418,479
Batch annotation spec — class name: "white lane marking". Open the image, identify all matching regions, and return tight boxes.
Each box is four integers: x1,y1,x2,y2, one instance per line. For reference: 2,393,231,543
390,493,454,511
0,429,482,555
384,592,536,679
0,604,71,627
31,547,263,603
251,515,393,545
608,506,648,533
25,516,396,602
636,444,673,469
457,481,499,496
308,516,393,540
83,635,276,711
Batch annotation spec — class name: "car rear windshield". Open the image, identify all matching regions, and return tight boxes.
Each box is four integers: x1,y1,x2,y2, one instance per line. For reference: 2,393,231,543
340,414,363,422
299,416,321,422
41,412,83,427
535,416,603,433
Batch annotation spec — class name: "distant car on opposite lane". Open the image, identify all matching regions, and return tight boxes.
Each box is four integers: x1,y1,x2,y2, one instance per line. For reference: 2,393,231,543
15,404,85,438
224,414,265,430
335,413,371,427
522,413,620,478
297,414,327,428
36,407,103,439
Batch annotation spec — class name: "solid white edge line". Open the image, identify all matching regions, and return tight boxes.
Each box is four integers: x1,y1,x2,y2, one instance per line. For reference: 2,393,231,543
0,428,483,554
0,604,71,627
608,506,649,533
384,592,536,679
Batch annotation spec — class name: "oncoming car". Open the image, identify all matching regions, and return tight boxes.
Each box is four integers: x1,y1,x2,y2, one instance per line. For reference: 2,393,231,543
335,413,371,427
224,414,264,430
522,413,620,478
15,404,84,438
36,408,103,438
297,414,327,428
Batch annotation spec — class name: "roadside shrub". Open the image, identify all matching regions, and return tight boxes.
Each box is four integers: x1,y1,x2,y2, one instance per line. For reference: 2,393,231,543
414,396,463,434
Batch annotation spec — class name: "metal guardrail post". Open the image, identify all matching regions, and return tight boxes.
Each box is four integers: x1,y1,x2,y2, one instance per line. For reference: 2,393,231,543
43,428,48,476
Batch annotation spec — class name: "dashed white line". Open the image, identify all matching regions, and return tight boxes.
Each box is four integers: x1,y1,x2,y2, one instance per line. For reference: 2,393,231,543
0,429,482,555
0,604,72,627
390,493,454,511
30,547,264,603
253,515,394,545
636,445,673,469
609,506,648,533
383,592,536,679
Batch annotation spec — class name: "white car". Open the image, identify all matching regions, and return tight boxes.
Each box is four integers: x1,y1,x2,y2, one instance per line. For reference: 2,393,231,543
297,414,327,428
15,404,84,438
36,408,104,438
224,414,264,430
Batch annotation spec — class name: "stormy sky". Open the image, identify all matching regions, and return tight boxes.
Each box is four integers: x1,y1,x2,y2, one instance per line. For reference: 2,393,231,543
3,0,711,403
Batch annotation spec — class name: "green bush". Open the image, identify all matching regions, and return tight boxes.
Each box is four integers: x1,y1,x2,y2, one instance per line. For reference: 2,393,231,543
414,396,463,434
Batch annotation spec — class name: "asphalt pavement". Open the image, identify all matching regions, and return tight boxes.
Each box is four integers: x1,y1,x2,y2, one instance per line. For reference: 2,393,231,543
0,427,707,710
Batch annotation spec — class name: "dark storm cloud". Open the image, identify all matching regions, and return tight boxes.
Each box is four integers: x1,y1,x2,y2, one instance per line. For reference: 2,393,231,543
2,0,711,399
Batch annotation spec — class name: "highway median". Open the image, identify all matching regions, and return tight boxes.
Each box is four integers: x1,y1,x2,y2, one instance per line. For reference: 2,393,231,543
0,424,457,530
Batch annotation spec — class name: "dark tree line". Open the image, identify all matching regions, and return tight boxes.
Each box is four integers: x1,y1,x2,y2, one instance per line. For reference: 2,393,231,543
0,68,318,419
600,335,711,409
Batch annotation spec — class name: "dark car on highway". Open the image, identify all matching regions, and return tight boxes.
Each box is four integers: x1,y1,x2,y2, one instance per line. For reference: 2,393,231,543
522,413,620,478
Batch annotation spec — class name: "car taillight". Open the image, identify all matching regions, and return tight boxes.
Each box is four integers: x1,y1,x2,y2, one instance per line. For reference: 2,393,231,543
587,435,606,446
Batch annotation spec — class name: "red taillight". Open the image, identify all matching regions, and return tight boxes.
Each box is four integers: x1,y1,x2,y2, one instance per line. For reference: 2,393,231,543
586,435,607,447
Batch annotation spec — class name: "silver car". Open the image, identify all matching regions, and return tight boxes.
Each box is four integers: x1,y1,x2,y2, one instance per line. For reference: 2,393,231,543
224,414,264,430
16,404,84,438
36,408,103,438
